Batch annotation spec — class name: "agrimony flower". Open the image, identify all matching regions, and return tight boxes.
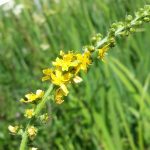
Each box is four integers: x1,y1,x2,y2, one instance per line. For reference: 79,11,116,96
76,51,92,72
98,44,110,61
42,50,92,103
24,109,35,119
27,126,38,140
52,51,78,71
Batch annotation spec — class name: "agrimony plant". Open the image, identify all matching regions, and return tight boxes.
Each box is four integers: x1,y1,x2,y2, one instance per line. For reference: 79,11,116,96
8,5,150,150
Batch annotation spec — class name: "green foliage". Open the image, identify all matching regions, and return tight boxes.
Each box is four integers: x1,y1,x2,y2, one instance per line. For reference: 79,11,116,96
0,0,149,149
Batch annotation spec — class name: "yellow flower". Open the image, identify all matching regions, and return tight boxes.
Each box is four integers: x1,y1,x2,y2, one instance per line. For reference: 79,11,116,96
24,109,35,118
51,69,71,85
76,51,91,72
52,51,78,71
42,50,92,104
20,89,44,103
98,44,110,60
8,125,19,134
27,126,38,140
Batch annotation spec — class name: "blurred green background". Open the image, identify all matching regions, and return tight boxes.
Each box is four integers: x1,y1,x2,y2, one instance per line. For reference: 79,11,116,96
0,0,150,149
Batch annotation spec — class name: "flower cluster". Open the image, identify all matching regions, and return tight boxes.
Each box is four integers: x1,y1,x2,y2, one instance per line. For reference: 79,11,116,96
42,50,91,104
41,5,150,104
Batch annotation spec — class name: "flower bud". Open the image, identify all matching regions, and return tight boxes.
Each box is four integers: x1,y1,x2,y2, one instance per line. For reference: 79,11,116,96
126,15,133,22
39,113,49,123
130,28,136,33
111,23,117,28
91,36,97,44
143,17,150,22
109,28,116,35
88,45,95,52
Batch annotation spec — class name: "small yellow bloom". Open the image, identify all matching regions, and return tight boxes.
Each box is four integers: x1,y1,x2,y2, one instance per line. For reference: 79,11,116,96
98,44,110,60
76,51,91,72
52,51,78,71
27,126,38,140
8,125,19,134
24,109,35,119
51,69,71,86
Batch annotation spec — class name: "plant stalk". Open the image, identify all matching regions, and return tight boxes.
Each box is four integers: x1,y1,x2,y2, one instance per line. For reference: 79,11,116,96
19,84,53,150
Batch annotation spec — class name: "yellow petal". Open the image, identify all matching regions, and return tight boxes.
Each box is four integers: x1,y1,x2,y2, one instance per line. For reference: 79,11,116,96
52,57,61,66
98,45,109,59
73,76,83,83
60,84,69,96
71,60,79,67
63,73,72,82
62,64,69,71
60,50,65,56
25,93,37,101
43,69,52,75
55,69,62,78
36,90,44,98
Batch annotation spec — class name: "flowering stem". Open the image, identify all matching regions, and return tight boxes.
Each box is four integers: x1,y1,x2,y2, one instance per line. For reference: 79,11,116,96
19,84,54,150
95,15,146,49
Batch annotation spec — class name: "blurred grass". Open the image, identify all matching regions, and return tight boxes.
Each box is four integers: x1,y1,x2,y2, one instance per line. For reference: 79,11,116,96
0,0,150,149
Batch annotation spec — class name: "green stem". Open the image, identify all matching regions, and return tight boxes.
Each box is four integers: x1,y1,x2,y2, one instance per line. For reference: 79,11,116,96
19,84,53,150
19,123,30,150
